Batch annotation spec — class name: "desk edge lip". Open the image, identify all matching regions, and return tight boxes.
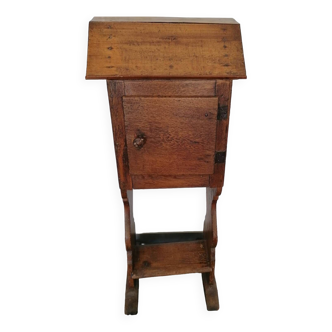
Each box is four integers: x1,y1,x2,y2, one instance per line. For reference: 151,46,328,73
85,75,247,80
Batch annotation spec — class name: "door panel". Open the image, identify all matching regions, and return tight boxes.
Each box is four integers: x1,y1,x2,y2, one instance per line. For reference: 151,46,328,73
123,97,218,175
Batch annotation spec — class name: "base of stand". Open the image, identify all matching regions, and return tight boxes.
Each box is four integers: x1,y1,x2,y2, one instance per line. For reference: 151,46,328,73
124,273,220,316
125,278,139,315
201,273,220,312
124,232,219,314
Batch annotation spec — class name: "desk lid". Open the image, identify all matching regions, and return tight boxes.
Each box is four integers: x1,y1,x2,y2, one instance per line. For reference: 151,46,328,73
86,17,246,80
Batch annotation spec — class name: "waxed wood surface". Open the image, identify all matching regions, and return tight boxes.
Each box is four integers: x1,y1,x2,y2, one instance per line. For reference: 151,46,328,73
107,81,132,190
121,190,135,278
204,188,220,251
202,272,219,310
209,80,233,188
125,278,138,315
124,80,216,97
86,21,246,79
203,187,221,292
132,240,212,279
123,97,218,175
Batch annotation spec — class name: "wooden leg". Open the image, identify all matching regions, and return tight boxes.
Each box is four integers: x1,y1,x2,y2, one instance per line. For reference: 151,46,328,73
203,188,220,285
122,190,139,316
203,188,221,251
124,279,139,316
201,273,220,311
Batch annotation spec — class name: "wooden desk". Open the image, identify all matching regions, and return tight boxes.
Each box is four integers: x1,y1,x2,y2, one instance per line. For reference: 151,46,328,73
86,17,246,314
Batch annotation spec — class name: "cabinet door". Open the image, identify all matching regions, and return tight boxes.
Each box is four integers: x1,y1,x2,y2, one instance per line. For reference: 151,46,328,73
123,97,218,175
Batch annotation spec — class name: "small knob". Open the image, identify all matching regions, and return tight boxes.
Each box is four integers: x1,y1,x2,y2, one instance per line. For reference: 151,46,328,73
133,136,146,150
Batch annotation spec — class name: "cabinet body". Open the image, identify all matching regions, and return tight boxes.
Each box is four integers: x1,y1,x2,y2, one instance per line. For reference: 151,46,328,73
107,79,233,190
86,17,246,314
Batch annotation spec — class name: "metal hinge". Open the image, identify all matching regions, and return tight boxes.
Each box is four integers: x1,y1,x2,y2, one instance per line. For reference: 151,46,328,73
215,151,226,164
217,105,228,120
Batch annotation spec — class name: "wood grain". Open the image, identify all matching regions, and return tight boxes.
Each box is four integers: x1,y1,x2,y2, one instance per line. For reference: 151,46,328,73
202,272,219,311
125,80,216,97
209,80,233,188
86,21,246,79
203,188,219,284
123,97,218,175
127,190,137,250
215,80,233,152
107,81,132,190
132,174,209,189
204,188,220,254
124,280,139,316
132,241,212,279
122,190,136,288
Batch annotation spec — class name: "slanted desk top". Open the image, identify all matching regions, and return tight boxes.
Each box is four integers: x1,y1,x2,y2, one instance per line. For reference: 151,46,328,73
86,17,246,80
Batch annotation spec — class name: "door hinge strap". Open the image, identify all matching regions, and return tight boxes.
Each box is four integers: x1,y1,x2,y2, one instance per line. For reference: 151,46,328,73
217,105,228,120
215,151,226,164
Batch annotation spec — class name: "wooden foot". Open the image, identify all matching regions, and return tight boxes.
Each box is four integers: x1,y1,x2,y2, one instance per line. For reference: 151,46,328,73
202,272,219,311
125,277,139,315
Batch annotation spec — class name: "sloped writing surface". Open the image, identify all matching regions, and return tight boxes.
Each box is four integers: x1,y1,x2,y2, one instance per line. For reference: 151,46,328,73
86,19,246,79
